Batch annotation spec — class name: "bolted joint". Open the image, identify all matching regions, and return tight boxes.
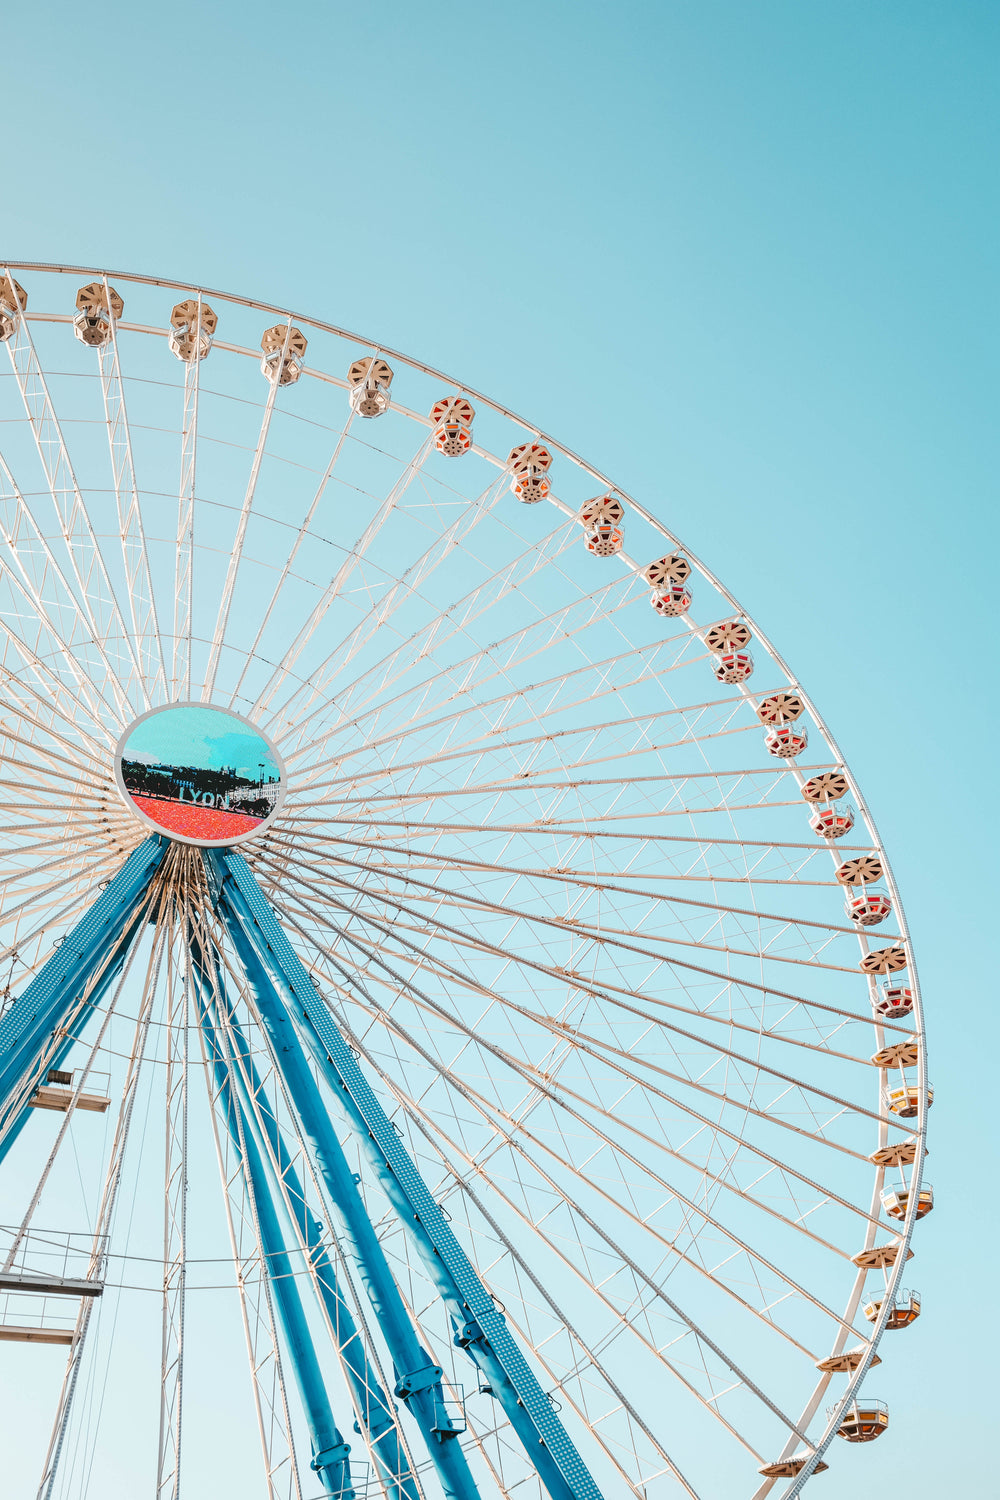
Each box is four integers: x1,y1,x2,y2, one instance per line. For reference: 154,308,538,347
354,1410,399,1440
453,1317,486,1350
311,1440,351,1471
394,1363,443,1399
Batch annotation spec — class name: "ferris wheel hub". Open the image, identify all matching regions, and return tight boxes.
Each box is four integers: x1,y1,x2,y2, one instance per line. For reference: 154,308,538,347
113,702,285,848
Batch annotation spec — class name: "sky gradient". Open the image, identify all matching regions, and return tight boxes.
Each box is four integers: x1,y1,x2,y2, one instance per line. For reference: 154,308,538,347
3,2,997,1494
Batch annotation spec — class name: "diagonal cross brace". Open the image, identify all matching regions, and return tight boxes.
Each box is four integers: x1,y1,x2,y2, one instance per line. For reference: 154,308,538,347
209,849,605,1500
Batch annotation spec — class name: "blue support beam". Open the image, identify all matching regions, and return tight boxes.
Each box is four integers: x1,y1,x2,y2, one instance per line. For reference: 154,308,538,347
0,1027,95,1172
0,836,167,1150
194,958,354,1499
190,937,420,1500
205,862,483,1500
207,849,604,1500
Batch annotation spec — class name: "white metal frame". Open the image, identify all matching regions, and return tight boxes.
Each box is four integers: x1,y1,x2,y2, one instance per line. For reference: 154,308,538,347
0,261,927,1500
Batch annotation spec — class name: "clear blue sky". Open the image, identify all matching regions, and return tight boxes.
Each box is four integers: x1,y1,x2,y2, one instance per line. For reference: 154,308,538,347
5,1,997,1493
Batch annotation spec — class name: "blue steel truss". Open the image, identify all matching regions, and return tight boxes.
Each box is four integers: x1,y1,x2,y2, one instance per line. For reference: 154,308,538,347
191,934,421,1500
195,954,355,1499
206,864,486,1500
0,834,606,1500
0,835,166,1157
208,849,604,1500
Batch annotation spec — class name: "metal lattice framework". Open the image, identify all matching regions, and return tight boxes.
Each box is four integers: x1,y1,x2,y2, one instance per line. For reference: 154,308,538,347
0,262,929,1500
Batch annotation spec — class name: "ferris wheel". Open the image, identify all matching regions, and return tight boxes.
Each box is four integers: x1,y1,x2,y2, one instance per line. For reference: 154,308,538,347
0,262,930,1500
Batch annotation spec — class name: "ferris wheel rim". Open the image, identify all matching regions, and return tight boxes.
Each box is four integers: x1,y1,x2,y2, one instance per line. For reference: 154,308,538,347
0,260,929,1500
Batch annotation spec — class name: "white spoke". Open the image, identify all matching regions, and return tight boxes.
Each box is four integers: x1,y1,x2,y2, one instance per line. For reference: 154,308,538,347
254,428,441,723
6,287,144,715
229,410,356,710
172,297,203,701
98,285,169,702
203,322,291,698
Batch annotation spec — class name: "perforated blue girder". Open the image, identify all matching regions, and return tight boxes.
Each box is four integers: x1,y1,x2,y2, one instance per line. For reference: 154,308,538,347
0,835,166,1146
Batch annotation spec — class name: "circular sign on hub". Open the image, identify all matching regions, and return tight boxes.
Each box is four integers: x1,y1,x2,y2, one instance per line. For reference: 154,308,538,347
114,703,285,848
